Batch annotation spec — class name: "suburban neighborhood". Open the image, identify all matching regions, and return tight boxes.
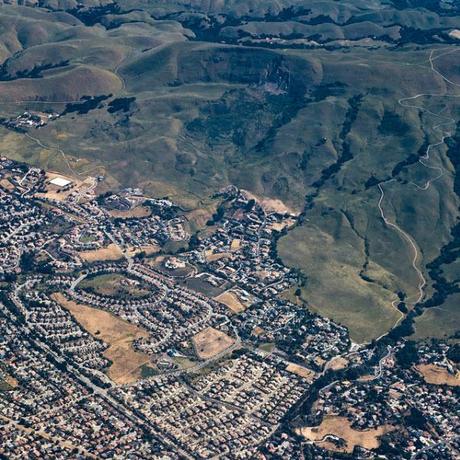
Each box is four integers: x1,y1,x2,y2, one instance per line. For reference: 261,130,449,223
0,157,458,459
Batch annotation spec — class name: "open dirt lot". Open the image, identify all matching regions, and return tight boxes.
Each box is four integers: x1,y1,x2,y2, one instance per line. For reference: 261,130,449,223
230,239,242,251
205,251,233,262
268,218,297,232
78,243,124,262
327,356,349,371
214,290,247,314
108,205,152,219
192,327,235,360
126,244,160,258
286,363,316,382
242,190,298,214
53,293,150,384
296,416,393,453
0,372,18,390
0,178,14,191
416,364,460,387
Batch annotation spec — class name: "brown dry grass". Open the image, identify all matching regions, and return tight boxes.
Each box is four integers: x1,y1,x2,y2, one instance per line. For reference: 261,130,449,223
358,374,376,382
2,374,18,388
205,251,233,262
192,327,235,360
242,189,298,214
53,293,150,384
269,218,297,232
260,198,297,214
416,364,460,387
0,178,14,191
297,416,393,453
78,243,124,262
214,290,247,314
286,363,316,382
252,326,266,337
108,206,152,219
230,239,242,251
185,205,217,231
126,244,160,258
328,356,349,371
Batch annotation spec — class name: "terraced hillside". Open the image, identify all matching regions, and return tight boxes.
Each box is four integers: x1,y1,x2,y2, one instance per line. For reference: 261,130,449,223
0,0,459,341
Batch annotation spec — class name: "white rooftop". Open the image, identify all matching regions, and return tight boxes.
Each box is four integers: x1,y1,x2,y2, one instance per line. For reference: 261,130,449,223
49,177,71,187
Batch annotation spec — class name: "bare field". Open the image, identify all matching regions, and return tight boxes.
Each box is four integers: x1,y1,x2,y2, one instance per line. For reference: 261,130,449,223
0,178,14,191
268,219,297,232
192,327,235,360
358,374,377,382
108,206,152,219
4,374,18,388
126,244,160,257
327,356,349,371
214,290,247,314
242,189,298,214
53,293,150,384
416,364,460,387
230,239,242,251
205,251,233,262
0,372,18,390
78,243,124,262
297,416,393,453
286,363,316,382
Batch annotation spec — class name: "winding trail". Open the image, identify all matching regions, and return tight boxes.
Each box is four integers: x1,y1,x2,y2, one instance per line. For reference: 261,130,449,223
377,48,460,333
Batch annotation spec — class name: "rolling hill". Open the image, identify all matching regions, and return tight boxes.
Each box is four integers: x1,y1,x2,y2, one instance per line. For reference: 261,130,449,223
0,0,459,341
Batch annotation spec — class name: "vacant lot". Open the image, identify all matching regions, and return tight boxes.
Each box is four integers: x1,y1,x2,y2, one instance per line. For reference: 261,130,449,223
192,327,235,360
416,364,460,387
108,206,152,219
126,244,160,258
214,290,247,314
79,273,151,299
286,363,316,382
230,239,241,251
205,251,233,262
53,293,150,384
243,190,297,214
78,243,124,262
327,356,349,371
269,219,297,232
0,178,14,191
297,416,393,453
0,371,18,391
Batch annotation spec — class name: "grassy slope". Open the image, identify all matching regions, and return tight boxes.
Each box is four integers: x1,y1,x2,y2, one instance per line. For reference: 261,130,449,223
279,52,460,342
0,2,459,341
413,293,460,340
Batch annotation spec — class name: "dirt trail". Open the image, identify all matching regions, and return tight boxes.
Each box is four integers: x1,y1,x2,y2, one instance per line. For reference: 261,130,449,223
376,48,460,337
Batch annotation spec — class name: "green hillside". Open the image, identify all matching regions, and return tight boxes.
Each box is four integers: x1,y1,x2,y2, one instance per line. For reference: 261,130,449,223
0,0,459,341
